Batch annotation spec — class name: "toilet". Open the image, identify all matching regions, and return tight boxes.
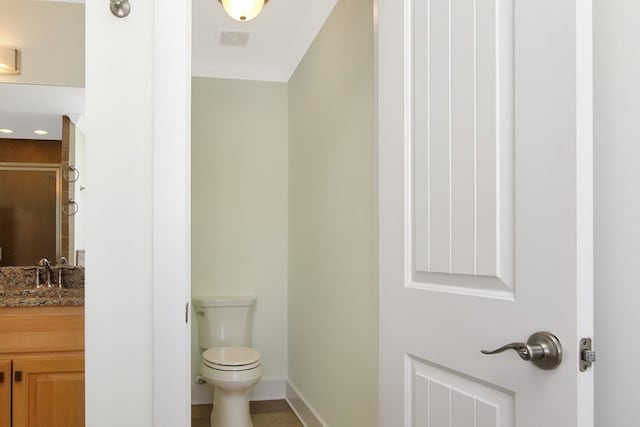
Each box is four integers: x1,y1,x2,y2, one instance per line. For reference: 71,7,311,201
194,295,263,427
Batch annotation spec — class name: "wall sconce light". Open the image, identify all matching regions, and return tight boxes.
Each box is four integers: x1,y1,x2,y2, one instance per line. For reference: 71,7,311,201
219,0,268,22
0,47,19,75
110,0,131,18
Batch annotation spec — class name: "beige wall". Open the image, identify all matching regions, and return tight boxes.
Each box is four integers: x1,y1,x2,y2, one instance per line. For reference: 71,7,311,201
287,0,377,423
191,78,289,402
0,1,84,87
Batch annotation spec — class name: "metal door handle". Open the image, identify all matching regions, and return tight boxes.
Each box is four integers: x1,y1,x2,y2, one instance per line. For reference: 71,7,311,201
481,331,562,370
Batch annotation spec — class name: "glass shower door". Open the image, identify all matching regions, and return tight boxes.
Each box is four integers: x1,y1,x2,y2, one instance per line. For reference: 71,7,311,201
0,165,60,266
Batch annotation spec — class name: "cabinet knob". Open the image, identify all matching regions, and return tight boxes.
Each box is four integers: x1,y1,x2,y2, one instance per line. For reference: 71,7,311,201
14,371,22,382
0,372,3,383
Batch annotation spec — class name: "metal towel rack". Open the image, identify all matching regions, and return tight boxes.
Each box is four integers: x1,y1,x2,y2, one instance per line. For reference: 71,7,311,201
63,199,79,216
63,165,79,183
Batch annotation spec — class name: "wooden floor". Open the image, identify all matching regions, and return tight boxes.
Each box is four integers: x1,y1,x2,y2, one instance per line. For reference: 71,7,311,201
192,400,303,427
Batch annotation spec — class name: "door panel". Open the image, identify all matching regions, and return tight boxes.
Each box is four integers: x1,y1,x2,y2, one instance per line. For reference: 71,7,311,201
410,0,514,298
378,0,593,425
13,357,85,427
409,356,514,427
0,360,10,427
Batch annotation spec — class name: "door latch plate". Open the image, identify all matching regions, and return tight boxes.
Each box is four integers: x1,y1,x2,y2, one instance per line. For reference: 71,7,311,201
580,338,595,372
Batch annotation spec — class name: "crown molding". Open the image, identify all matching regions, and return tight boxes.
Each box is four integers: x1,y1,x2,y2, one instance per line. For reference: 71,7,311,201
192,59,287,82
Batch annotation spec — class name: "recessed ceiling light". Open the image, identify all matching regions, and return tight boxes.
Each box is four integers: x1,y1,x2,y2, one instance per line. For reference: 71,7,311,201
0,128,13,134
34,130,48,135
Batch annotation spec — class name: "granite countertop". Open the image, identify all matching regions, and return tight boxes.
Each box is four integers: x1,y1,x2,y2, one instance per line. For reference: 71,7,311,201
0,287,84,307
0,266,85,307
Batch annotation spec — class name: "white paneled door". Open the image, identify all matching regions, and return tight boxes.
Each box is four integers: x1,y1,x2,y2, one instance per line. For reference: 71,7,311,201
378,0,593,426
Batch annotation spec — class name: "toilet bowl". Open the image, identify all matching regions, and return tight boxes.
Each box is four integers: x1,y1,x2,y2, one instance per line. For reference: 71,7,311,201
193,296,262,427
200,347,262,427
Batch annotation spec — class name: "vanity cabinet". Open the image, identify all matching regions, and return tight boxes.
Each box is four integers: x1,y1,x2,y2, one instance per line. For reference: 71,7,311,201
12,356,85,427
0,360,10,427
0,306,84,427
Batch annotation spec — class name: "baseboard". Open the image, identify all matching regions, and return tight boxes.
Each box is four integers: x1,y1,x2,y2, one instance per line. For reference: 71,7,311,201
285,381,327,427
191,378,286,405
191,381,213,405
250,378,286,401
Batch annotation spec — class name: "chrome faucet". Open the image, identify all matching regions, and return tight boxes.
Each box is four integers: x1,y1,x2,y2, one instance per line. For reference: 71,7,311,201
38,258,53,288
58,257,67,288
22,266,42,288
57,257,74,289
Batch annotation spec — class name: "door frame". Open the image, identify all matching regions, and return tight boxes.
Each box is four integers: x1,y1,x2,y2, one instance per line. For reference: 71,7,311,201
152,1,192,426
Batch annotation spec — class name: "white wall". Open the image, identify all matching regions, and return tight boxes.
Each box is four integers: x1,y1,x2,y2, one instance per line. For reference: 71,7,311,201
594,1,640,425
191,77,288,403
287,0,377,424
86,1,191,425
85,1,154,425
0,0,84,87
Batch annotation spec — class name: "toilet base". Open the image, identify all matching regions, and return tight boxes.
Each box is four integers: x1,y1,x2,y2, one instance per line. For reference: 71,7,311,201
200,358,262,427
210,389,253,427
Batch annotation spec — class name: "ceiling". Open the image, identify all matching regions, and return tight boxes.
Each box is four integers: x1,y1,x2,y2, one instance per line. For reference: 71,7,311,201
0,112,63,140
40,0,337,81
0,84,84,140
192,0,337,82
0,0,335,138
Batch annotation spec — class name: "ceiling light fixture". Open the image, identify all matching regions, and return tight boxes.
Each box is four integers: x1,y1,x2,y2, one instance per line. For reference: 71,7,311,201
0,47,19,75
0,129,14,134
219,0,268,22
34,130,48,135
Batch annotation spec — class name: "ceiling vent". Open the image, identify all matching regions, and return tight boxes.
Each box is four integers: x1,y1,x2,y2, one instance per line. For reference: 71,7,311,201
219,30,252,47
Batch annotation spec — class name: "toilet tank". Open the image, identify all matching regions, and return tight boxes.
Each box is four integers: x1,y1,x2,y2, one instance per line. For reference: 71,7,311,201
193,295,256,349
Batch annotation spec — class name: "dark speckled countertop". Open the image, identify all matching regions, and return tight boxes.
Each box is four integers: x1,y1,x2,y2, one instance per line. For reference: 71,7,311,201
0,266,85,307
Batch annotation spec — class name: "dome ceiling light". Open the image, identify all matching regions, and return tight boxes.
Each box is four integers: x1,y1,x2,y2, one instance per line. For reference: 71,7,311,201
219,0,269,22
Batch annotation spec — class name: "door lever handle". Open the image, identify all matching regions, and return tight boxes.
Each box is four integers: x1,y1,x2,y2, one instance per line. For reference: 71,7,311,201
481,342,542,361
481,331,562,370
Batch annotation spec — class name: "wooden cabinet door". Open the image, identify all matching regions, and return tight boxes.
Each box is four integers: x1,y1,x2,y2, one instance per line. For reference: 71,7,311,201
0,360,10,427
12,357,84,427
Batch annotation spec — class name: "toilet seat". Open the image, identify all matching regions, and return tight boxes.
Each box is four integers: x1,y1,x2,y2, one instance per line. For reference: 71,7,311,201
203,346,261,371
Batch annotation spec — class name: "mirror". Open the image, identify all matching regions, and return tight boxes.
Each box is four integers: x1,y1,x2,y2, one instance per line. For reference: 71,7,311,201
0,115,85,266
0,0,85,266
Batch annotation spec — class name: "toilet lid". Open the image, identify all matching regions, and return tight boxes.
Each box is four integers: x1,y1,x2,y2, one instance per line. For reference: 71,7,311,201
203,346,261,367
